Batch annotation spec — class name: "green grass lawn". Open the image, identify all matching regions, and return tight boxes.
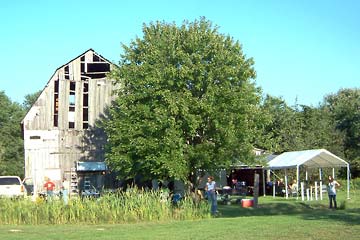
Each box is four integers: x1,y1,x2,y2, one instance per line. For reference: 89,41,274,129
1,190,359,240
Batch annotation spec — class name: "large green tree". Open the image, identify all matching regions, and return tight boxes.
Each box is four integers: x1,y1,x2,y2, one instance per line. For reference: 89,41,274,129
104,18,263,185
0,91,25,177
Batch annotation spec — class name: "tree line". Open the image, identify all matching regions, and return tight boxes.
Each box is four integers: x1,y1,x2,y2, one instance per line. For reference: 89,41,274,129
0,90,41,177
1,18,359,183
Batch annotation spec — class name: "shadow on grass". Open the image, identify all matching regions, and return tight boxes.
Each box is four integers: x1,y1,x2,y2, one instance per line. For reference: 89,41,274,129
217,198,360,226
300,207,360,225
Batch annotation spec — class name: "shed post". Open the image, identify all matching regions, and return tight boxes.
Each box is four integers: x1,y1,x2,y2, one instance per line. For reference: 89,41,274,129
262,169,266,197
253,174,259,208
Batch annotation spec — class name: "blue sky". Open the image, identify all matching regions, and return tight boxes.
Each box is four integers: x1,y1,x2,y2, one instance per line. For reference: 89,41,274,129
1,0,359,106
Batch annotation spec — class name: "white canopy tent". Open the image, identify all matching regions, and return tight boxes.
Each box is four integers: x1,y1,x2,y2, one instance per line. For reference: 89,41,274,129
266,149,350,199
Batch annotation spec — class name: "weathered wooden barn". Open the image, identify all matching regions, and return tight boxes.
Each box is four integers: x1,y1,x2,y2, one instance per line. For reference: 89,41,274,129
21,49,116,195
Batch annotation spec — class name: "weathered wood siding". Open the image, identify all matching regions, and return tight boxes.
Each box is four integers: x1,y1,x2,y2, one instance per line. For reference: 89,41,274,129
22,49,116,191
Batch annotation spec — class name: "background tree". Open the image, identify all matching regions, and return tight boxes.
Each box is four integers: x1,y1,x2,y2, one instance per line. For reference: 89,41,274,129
258,95,303,153
324,88,360,177
298,104,344,155
259,95,344,156
22,90,42,111
0,91,25,177
104,18,263,185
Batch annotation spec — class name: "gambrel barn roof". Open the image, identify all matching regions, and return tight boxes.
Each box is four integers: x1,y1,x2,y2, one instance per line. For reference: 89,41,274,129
21,48,115,126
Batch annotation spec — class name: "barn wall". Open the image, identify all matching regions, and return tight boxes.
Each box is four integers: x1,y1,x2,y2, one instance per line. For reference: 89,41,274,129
24,129,60,191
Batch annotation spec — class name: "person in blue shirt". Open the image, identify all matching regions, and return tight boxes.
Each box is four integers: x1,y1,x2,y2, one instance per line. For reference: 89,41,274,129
205,176,217,215
327,175,340,209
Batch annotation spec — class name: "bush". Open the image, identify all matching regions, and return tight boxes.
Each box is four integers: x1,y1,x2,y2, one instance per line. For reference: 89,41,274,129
350,178,360,190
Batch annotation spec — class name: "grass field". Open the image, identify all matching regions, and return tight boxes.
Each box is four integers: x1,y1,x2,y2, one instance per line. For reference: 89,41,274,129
1,190,359,239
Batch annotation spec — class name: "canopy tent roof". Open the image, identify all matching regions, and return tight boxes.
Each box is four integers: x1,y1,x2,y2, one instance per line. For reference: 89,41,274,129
266,149,349,170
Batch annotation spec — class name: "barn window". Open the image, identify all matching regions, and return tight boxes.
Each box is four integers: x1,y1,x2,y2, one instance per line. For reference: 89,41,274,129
93,54,100,62
69,81,76,109
83,81,89,129
70,81,76,91
64,65,70,80
69,81,76,129
83,108,88,121
54,80,59,127
30,136,41,140
69,94,75,106
87,63,110,72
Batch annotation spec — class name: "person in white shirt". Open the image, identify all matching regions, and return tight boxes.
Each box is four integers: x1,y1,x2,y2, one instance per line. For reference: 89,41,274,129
61,177,70,205
205,176,217,215
327,175,340,209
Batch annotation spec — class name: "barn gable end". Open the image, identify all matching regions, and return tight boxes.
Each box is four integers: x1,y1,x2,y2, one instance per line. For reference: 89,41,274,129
21,49,116,195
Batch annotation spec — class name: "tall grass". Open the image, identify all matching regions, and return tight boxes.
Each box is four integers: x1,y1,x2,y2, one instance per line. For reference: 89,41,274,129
0,187,210,225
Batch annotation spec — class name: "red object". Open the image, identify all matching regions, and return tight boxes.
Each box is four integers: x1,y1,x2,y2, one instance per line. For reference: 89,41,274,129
241,199,253,208
44,181,55,191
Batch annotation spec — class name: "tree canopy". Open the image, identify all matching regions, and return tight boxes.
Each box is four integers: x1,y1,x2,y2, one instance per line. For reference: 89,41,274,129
324,88,360,177
22,90,42,111
0,91,25,176
104,18,263,184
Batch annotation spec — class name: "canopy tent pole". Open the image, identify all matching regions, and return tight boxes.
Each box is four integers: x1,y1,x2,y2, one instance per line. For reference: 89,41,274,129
301,182,305,201
284,169,288,199
305,168,309,201
272,172,275,198
319,168,323,200
296,165,299,200
347,164,350,199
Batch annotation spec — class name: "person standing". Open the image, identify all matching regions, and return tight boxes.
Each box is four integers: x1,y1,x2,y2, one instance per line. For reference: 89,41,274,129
43,177,56,201
61,177,70,205
327,175,340,209
205,176,217,215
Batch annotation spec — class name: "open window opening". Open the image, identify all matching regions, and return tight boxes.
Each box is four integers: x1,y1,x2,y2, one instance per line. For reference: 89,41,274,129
83,81,89,129
69,81,76,129
54,80,59,127
64,65,70,80
93,53,105,62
